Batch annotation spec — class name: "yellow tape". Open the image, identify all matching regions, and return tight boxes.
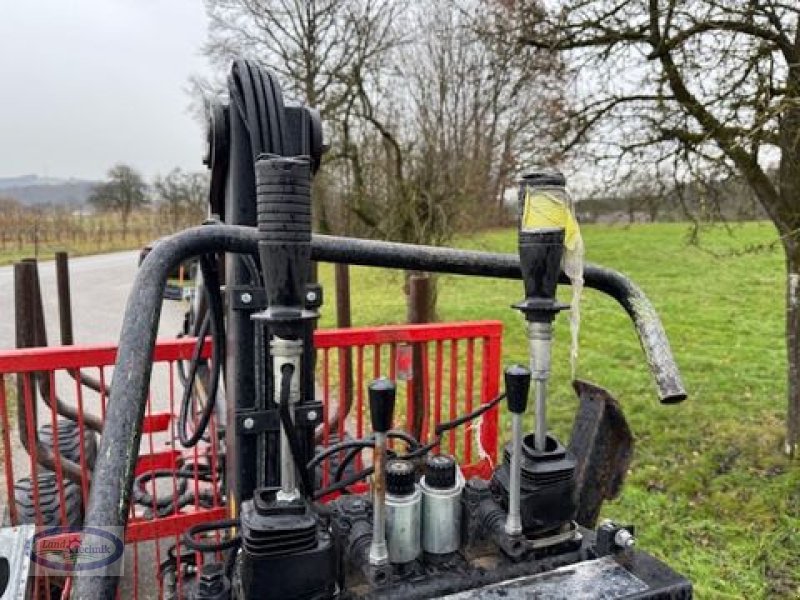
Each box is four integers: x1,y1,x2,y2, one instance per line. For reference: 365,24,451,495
521,190,582,251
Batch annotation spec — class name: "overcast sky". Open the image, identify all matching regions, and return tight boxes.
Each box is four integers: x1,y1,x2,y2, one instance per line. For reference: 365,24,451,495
0,0,211,181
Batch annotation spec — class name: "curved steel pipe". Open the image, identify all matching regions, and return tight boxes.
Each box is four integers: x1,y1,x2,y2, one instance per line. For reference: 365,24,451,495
311,235,686,404
76,224,685,599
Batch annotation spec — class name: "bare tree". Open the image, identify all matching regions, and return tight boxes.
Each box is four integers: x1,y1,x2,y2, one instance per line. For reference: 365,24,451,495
203,0,401,233
204,0,397,115
202,0,565,238
154,168,210,230
504,0,800,454
199,0,568,318
337,0,567,242
88,164,149,240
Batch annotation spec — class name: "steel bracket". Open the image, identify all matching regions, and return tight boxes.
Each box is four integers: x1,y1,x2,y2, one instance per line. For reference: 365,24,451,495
237,409,280,435
230,286,267,311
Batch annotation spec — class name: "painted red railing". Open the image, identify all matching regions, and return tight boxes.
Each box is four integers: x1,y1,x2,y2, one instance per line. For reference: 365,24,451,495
0,320,502,599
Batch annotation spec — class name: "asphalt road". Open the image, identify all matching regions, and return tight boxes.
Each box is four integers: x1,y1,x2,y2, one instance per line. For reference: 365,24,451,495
0,250,184,349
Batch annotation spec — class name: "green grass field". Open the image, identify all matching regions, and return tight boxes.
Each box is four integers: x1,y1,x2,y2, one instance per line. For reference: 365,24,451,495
316,221,799,599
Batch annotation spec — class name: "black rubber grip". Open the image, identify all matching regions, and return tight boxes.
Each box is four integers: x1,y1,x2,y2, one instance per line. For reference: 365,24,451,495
369,378,396,434
256,202,312,214
504,365,531,414
256,183,311,195
255,191,312,201
258,219,312,230
255,155,312,244
255,155,313,309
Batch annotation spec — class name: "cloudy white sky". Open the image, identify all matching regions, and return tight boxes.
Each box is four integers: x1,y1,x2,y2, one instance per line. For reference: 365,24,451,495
0,0,211,181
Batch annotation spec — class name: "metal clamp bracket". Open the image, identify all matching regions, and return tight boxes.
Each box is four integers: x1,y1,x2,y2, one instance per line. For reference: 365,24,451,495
294,402,324,429
237,409,280,435
232,284,323,312
230,285,267,311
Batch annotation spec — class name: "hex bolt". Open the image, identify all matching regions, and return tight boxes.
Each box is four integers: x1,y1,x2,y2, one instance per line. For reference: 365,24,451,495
306,290,317,303
307,410,318,422
241,292,253,304
243,417,255,430
614,528,636,549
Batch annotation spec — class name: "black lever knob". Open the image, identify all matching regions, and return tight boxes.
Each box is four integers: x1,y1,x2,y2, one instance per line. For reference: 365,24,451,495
504,365,531,415
369,378,396,434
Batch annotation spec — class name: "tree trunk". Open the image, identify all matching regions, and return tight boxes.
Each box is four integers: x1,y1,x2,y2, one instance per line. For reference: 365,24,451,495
786,246,800,456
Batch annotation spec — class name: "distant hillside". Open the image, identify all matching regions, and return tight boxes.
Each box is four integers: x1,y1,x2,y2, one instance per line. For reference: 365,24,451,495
0,175,98,207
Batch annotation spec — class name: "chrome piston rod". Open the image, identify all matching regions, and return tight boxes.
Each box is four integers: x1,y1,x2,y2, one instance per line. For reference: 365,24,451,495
529,322,553,453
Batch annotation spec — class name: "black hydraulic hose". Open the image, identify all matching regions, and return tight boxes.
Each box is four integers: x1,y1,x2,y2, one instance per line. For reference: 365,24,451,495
176,274,208,388
308,430,420,488
278,364,313,497
178,255,225,448
314,393,506,499
183,517,241,552
334,446,364,486
176,266,209,387
315,466,375,499
332,431,419,487
308,431,420,471
201,252,226,401
307,440,374,472
77,224,684,600
403,392,507,461
178,313,211,446
133,469,190,508
308,430,419,470
241,253,262,286
434,392,506,437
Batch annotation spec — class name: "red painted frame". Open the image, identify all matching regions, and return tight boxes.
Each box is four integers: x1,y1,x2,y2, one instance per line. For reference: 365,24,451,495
0,320,502,597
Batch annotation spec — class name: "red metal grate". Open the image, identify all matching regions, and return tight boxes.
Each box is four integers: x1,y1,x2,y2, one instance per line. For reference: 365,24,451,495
0,320,502,598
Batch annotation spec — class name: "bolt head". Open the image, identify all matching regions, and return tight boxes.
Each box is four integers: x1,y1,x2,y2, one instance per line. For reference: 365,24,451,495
307,410,318,422
614,528,636,549
243,417,255,430
306,290,317,303
241,292,253,304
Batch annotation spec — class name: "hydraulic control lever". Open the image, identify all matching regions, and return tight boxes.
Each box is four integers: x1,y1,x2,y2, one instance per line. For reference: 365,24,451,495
252,154,320,501
513,170,570,452
368,378,396,566
488,171,581,543
504,365,531,536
